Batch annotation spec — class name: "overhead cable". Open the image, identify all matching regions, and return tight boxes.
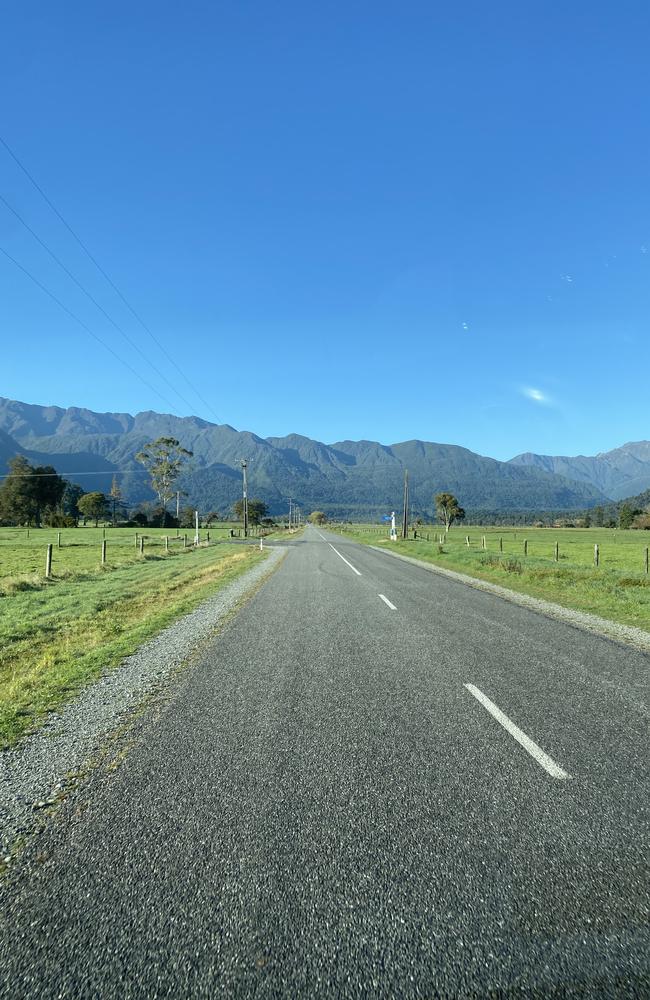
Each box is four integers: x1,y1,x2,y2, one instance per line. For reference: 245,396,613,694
0,134,222,424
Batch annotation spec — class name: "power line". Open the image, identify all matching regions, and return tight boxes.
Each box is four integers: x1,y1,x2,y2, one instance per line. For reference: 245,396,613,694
0,469,151,480
0,245,183,414
0,134,222,424
0,191,202,417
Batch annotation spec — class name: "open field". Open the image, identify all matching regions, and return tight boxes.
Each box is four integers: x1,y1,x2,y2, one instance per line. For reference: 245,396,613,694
0,522,275,591
336,523,650,632
0,528,268,748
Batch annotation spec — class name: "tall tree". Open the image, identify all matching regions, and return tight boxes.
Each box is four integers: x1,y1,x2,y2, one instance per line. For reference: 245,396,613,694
135,438,193,515
0,456,37,524
434,492,465,531
62,482,85,524
109,475,123,526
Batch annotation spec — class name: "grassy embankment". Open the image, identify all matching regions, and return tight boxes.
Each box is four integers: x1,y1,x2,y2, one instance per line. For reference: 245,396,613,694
0,526,272,748
337,524,650,632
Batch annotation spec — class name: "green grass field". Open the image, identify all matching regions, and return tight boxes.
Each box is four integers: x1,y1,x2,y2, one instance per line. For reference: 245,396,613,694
337,523,650,632
0,525,271,748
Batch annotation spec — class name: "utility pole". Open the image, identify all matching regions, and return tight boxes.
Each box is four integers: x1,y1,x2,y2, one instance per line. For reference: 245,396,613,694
241,459,249,538
287,498,293,531
194,510,199,546
402,469,409,539
176,491,180,536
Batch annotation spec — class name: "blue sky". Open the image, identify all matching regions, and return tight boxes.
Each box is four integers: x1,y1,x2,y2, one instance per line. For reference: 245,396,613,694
1,1,648,460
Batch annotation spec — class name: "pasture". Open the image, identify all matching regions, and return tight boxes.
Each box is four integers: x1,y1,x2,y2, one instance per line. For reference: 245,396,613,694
338,523,650,632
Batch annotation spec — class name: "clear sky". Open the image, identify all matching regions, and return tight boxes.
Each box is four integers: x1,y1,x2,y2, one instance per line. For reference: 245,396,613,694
1,1,648,460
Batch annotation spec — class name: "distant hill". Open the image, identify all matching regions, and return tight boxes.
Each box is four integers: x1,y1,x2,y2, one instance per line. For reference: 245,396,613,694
0,396,611,518
509,441,650,500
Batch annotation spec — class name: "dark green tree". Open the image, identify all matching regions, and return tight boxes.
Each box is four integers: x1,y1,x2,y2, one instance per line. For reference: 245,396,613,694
619,504,638,530
0,456,37,524
233,498,268,525
0,456,66,525
62,482,85,524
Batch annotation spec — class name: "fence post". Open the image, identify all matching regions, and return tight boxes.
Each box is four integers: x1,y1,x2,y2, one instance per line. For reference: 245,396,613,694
645,546,648,575
482,535,486,550
139,536,144,555
101,540,107,564
524,539,528,556
466,535,470,546
45,543,52,578
207,530,210,542
183,534,187,548
164,535,169,551
594,543,599,567
554,541,559,562
57,531,61,548
134,533,138,549
499,537,503,552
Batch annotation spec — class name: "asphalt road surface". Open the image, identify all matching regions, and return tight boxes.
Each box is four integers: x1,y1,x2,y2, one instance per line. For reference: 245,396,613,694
1,525,648,998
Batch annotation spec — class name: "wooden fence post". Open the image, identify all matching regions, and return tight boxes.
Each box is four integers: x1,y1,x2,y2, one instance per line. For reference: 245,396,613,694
101,540,107,564
594,543,599,567
524,539,528,556
554,541,559,562
465,535,470,546
45,543,52,578
165,535,169,551
482,535,486,550
139,536,144,555
499,537,503,552
134,533,138,549
183,534,187,548
645,546,649,575
57,531,61,548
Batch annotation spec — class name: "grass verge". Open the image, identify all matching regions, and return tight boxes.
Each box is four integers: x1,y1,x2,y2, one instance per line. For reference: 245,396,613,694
0,544,265,749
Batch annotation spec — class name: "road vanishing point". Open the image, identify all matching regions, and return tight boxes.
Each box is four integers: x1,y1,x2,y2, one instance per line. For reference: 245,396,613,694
0,525,648,997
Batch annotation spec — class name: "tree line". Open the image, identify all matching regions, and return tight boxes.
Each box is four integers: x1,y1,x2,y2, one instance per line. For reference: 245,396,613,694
0,439,274,528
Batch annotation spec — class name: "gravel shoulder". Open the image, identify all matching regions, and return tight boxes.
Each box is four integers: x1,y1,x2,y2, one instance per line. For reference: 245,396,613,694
371,544,650,654
0,546,285,861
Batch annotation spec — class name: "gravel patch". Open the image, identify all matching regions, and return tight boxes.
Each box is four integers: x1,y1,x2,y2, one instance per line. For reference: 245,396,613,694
0,546,285,859
371,545,650,654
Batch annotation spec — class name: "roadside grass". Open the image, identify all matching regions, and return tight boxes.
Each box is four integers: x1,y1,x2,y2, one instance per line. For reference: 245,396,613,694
0,542,265,749
336,524,650,632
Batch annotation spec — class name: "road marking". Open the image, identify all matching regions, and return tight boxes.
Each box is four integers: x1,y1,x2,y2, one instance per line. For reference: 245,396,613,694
317,531,327,540
328,543,362,576
379,593,397,610
464,684,571,780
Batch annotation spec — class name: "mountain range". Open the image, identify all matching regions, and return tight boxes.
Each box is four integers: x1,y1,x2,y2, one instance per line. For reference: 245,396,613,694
0,396,648,518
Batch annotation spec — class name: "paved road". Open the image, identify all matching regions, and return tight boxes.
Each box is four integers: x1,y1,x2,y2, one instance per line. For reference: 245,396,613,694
0,526,648,997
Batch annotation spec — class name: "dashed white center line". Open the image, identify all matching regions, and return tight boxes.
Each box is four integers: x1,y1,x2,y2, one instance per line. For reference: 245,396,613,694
328,543,362,576
379,594,397,610
464,684,571,781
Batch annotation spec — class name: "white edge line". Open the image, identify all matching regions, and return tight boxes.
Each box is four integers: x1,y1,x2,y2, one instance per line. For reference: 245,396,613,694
464,684,571,780
328,543,362,576
379,593,397,610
